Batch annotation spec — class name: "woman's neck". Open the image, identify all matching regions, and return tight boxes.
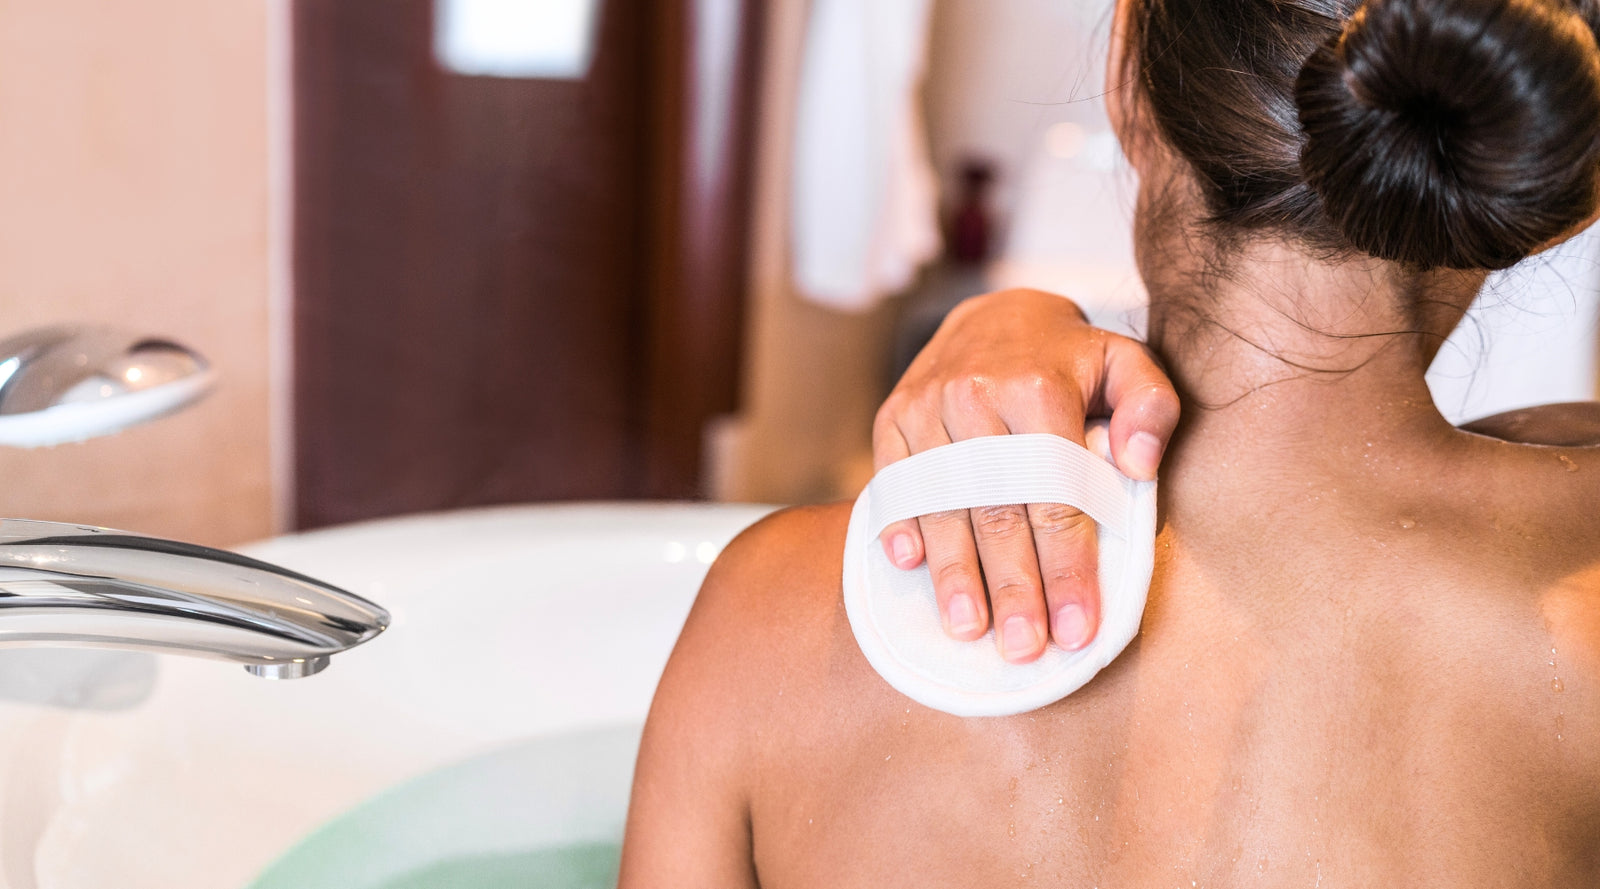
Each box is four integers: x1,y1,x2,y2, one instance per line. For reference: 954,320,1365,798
1141,239,1488,472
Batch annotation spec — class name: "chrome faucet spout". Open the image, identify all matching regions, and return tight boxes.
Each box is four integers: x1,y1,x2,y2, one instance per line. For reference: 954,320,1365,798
0,519,388,678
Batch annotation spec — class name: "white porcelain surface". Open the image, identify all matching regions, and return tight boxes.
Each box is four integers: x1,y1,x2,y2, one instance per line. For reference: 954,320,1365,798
0,502,775,889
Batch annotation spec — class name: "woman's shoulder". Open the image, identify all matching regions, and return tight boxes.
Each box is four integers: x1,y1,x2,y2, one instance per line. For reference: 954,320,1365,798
620,503,856,885
713,502,854,584
1467,405,1600,771
634,502,892,804
1455,402,1600,550
658,501,865,717
696,502,855,645
1459,401,1600,447
1539,550,1600,794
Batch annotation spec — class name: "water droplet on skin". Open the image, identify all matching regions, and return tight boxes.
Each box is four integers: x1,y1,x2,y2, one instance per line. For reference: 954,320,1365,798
885,754,892,761
1008,822,1016,837
1552,678,1565,693
1259,857,1269,872
1558,454,1579,472
1398,518,1416,530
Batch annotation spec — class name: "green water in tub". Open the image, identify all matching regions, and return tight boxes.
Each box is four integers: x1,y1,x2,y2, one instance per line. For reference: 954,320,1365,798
249,725,638,889
366,842,619,889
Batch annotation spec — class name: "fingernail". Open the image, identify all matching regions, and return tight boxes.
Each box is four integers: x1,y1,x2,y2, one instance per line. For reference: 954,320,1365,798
890,533,916,568
947,593,980,635
1125,431,1163,479
1055,603,1091,650
1001,615,1039,661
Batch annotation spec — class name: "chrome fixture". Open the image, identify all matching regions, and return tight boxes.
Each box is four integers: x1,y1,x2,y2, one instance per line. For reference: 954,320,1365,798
0,519,388,678
0,327,386,676
0,325,215,448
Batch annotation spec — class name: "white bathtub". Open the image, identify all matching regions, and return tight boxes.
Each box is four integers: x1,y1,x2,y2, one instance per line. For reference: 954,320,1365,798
0,502,775,888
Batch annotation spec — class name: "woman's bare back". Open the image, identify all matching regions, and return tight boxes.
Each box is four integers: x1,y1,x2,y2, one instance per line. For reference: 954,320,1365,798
621,415,1600,887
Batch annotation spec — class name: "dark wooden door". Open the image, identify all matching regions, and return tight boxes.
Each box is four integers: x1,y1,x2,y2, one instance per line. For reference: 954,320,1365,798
293,0,760,529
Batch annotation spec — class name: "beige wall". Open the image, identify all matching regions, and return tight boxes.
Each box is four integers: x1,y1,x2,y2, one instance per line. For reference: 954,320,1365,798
0,1,272,546
726,0,1084,505
713,0,901,506
924,0,1110,231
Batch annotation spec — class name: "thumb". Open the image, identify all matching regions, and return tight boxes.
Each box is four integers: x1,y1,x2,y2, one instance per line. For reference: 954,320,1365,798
1101,339,1180,480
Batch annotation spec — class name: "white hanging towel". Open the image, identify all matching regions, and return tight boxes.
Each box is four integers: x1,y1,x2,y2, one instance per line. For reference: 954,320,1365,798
791,0,942,312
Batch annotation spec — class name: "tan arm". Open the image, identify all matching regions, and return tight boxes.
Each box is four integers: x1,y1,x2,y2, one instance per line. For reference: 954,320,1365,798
618,518,781,888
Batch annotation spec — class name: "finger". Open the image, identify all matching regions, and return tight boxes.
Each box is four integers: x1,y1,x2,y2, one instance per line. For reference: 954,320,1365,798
918,508,989,641
1028,501,1101,651
888,405,989,640
871,395,914,471
871,411,926,569
1100,338,1181,481
970,503,1049,662
993,392,1102,653
877,519,925,569
942,381,1049,662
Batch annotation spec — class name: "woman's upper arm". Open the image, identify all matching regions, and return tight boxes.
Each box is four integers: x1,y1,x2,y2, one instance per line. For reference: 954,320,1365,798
619,669,759,887
619,511,812,888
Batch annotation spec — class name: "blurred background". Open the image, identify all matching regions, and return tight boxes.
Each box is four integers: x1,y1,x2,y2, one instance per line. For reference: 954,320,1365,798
1,0,1595,548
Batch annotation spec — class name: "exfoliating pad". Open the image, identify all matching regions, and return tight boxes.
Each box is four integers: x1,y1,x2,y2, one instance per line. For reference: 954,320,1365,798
842,430,1157,717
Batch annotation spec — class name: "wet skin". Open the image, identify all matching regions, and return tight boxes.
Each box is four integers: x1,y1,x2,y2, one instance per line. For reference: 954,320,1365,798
621,21,1600,871
622,400,1600,886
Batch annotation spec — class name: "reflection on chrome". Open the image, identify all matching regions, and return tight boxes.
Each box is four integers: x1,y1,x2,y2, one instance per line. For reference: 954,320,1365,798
0,325,216,447
0,519,388,679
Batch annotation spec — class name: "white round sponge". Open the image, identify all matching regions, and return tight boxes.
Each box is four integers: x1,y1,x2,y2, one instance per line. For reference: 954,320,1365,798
842,431,1157,717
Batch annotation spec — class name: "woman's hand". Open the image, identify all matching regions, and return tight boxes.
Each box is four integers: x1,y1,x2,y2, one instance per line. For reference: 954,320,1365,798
873,288,1180,664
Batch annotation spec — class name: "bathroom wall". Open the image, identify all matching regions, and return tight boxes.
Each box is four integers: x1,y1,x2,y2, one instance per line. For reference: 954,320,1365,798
924,0,1111,230
0,1,273,546
713,0,903,505
923,0,1150,331
719,0,1120,506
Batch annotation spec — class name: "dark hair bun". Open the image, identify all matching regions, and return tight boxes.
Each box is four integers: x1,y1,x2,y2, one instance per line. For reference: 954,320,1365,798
1296,0,1600,270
